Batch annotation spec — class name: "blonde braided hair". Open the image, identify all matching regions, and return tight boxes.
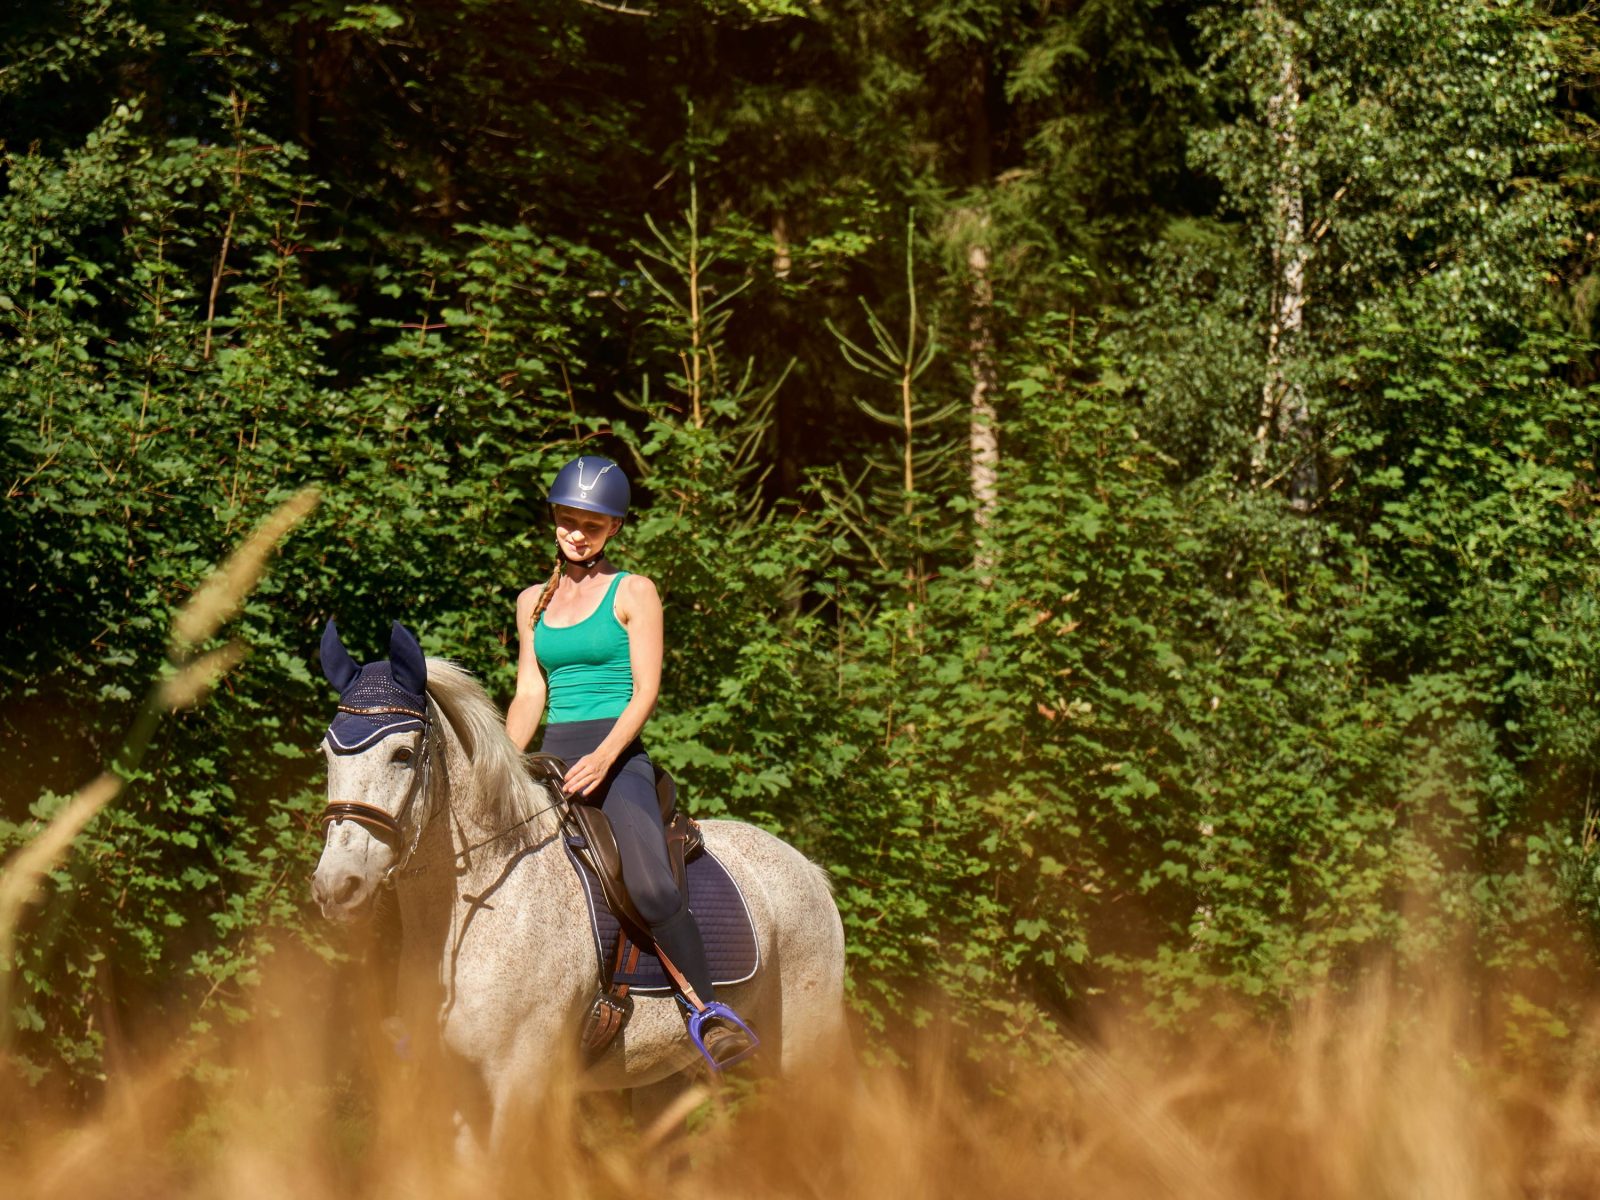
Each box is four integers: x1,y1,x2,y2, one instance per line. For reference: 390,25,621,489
528,558,565,630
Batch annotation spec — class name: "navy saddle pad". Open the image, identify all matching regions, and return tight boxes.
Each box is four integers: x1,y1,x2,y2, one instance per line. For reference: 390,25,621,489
564,839,761,995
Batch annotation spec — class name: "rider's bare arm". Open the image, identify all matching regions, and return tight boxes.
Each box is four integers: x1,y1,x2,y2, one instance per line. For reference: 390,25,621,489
505,583,548,751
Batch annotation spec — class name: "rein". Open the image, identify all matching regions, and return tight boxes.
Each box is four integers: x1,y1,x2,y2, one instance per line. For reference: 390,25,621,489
392,791,570,881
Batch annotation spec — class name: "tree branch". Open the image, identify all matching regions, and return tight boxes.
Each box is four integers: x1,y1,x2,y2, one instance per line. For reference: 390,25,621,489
575,0,657,15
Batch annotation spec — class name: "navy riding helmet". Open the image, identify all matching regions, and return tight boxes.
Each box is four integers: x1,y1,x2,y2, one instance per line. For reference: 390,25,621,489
547,455,630,519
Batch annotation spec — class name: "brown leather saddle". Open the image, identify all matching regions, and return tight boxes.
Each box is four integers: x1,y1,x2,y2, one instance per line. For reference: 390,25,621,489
525,752,704,1056
526,752,703,937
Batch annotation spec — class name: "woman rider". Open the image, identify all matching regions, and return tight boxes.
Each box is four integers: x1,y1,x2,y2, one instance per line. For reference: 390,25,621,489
505,455,754,1068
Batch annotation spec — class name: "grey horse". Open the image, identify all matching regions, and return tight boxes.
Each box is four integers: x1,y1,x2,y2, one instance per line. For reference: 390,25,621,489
310,624,847,1155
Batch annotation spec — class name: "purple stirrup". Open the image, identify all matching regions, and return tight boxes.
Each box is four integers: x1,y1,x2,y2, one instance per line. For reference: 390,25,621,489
686,1001,760,1072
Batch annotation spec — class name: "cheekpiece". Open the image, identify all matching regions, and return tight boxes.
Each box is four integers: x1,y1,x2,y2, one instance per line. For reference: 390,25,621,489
320,618,429,753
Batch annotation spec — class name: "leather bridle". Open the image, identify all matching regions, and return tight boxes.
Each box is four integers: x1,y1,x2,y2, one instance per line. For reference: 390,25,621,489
319,698,437,886
318,696,574,886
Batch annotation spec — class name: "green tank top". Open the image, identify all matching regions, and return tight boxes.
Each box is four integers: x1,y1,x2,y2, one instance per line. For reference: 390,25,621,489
534,571,634,723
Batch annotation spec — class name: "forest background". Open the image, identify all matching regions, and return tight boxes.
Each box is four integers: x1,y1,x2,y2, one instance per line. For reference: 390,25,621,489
4,0,1600,1093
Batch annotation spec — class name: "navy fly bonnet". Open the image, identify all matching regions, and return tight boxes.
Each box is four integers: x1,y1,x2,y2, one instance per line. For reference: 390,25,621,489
321,619,429,752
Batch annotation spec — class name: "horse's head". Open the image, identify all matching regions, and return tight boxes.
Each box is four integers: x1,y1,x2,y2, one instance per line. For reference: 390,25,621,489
311,618,435,922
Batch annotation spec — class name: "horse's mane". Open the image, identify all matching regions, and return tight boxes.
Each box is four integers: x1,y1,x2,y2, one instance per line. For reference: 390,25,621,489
424,658,564,847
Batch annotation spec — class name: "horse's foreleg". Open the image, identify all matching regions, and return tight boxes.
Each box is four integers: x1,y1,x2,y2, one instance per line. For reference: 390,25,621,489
438,1042,494,1166
481,1018,580,1154
454,1107,487,1165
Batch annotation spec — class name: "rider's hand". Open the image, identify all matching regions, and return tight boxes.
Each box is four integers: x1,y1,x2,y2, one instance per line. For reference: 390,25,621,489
564,751,615,798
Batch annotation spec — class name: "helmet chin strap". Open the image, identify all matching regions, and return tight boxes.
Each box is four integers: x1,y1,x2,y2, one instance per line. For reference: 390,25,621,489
560,543,607,571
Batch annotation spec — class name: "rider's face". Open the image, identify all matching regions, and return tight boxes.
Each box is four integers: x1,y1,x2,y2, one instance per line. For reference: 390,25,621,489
553,505,623,562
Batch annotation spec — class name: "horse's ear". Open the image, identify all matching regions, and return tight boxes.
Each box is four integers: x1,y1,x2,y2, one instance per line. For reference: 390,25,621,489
389,621,428,695
320,619,360,693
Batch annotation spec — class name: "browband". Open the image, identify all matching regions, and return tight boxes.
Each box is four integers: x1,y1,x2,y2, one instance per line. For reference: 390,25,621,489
337,703,427,721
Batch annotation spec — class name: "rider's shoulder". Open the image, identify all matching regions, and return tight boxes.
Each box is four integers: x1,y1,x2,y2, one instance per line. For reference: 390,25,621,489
618,570,657,592
617,572,659,607
515,583,544,613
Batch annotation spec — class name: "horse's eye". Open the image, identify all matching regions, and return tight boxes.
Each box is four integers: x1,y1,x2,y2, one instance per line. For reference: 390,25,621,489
391,745,414,765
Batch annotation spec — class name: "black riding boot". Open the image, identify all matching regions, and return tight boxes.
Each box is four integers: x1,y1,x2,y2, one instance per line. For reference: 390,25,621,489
649,903,716,1002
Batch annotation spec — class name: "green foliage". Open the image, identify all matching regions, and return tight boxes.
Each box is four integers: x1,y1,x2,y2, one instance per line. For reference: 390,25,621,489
607,178,831,822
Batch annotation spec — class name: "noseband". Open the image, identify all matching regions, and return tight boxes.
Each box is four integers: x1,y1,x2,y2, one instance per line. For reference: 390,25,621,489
319,698,437,885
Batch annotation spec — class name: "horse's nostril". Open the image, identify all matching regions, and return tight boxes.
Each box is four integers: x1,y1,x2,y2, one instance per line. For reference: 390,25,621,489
334,875,362,906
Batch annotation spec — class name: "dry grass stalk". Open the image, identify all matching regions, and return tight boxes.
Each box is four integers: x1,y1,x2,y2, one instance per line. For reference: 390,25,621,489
0,772,123,1025
159,641,249,711
170,486,320,650
1,489,321,1048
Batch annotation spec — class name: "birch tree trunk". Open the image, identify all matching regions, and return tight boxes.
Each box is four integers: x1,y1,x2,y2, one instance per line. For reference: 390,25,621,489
1251,6,1318,511
771,212,792,280
968,237,1000,574
965,55,1000,574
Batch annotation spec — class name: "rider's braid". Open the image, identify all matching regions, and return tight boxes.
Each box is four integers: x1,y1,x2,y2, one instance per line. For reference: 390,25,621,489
529,558,564,628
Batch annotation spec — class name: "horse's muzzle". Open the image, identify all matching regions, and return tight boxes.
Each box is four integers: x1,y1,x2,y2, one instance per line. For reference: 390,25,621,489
311,865,377,922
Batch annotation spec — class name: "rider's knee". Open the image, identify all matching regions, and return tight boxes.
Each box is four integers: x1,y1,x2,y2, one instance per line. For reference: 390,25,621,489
634,878,684,926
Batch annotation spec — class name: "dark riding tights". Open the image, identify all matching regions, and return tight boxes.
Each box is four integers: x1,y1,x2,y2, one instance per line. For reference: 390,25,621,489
539,718,716,1004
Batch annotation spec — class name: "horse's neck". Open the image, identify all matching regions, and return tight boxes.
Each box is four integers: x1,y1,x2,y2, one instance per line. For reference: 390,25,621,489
392,788,575,1034
393,738,567,962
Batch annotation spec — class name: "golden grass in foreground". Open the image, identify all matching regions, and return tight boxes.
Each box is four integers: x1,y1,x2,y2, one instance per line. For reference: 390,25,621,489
6,964,1600,1199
